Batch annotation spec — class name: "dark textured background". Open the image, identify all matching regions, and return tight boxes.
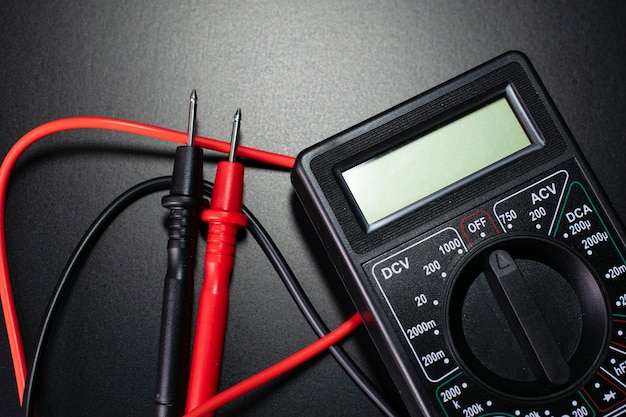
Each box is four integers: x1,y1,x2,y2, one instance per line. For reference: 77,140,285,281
1,1,625,416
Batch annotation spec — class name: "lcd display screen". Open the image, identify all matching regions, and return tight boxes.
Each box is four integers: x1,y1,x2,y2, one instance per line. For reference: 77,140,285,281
341,94,536,226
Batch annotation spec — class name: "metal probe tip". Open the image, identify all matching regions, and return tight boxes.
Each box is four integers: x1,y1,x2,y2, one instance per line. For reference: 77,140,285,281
187,89,198,146
228,108,241,162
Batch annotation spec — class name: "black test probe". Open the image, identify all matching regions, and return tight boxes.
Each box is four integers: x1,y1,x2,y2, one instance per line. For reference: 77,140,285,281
155,90,207,417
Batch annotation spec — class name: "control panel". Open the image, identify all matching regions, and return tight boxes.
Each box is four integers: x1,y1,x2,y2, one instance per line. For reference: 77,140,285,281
367,160,624,416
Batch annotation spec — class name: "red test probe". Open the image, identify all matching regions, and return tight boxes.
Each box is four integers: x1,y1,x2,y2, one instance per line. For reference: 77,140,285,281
186,109,248,414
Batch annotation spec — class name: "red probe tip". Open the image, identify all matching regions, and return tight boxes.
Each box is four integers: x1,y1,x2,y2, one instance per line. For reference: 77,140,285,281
228,108,241,162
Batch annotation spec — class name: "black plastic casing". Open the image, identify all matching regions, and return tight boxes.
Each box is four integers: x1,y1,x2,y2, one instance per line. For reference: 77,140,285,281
291,52,626,416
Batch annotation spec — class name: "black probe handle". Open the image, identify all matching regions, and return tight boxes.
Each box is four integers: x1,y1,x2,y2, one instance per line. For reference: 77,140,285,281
155,146,205,417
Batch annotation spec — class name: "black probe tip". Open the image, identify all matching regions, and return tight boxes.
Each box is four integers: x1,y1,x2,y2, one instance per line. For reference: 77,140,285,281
187,90,198,146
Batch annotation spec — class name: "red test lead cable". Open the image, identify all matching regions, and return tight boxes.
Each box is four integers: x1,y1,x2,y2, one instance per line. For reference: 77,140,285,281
183,313,363,417
186,109,248,414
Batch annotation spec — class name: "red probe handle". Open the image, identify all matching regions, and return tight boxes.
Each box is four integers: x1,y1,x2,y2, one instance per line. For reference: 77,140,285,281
186,161,247,414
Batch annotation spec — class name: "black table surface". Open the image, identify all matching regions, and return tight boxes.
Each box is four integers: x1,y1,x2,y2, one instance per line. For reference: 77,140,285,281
1,1,625,416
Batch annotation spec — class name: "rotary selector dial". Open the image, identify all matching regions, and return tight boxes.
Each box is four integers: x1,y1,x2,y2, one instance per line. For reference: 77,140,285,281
447,235,609,400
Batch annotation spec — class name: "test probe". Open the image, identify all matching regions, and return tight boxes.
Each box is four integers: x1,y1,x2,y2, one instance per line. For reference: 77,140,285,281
155,90,208,417
186,108,248,414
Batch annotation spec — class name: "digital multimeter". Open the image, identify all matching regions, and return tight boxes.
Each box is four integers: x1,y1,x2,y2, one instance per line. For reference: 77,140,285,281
291,52,626,417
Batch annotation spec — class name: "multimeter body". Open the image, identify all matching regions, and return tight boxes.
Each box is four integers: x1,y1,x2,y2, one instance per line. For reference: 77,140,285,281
292,52,626,416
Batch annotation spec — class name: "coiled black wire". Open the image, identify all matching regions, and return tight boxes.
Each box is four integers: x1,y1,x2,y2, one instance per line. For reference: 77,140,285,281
22,176,398,417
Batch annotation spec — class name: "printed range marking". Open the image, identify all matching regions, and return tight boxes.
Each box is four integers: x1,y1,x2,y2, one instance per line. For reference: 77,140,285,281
553,182,626,266
435,373,502,417
493,170,569,235
437,371,597,417
371,227,466,383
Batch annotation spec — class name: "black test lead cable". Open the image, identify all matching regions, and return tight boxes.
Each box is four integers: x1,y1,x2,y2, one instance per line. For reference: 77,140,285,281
155,90,208,417
23,182,399,417
22,177,171,417
242,208,400,417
